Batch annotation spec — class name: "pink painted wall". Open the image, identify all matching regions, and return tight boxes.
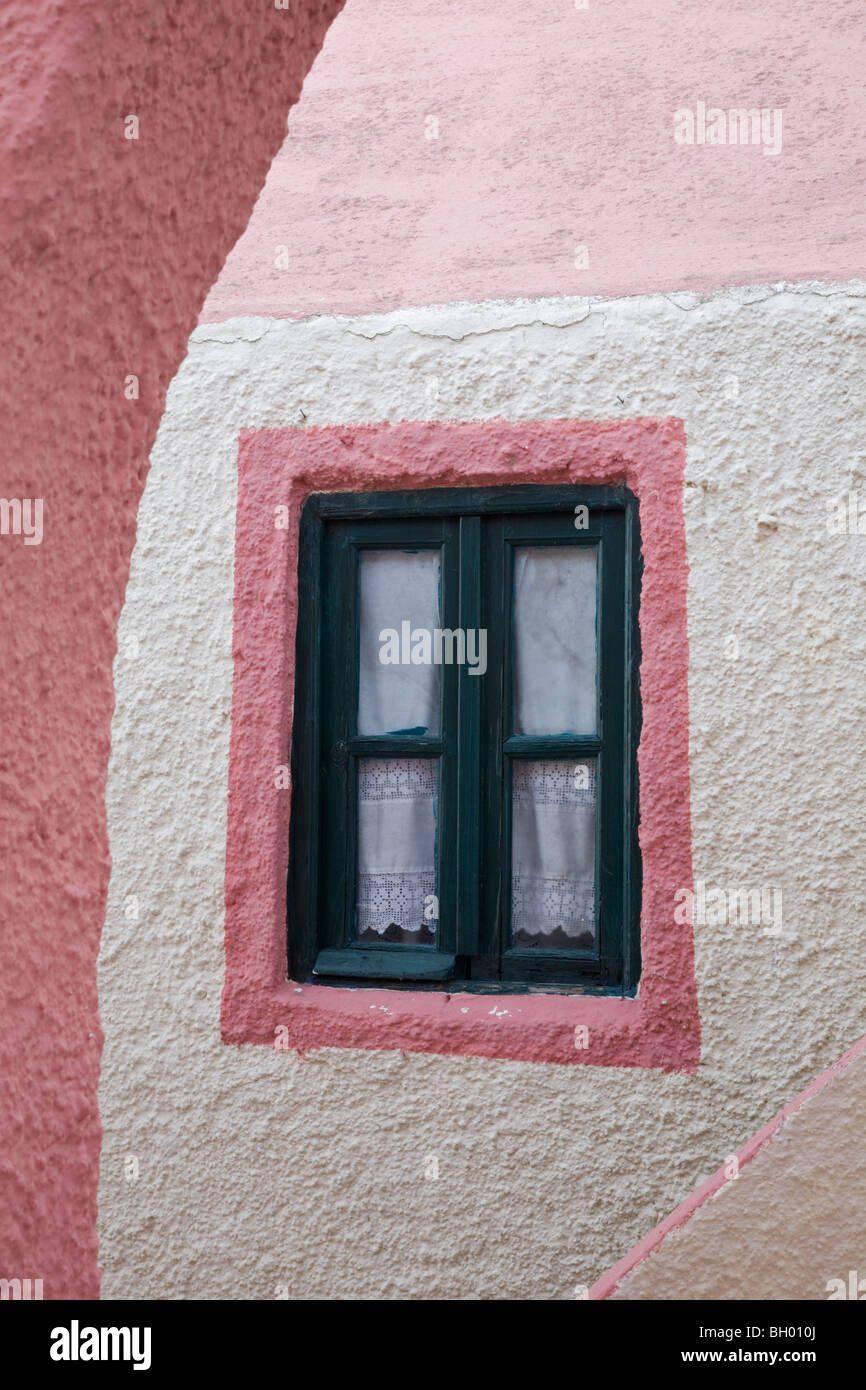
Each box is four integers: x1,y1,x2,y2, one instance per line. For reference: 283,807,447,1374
0,0,343,1300
223,419,699,1071
203,0,866,322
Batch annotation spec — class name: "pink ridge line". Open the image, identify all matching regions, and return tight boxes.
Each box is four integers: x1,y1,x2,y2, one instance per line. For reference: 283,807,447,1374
590,1028,866,1300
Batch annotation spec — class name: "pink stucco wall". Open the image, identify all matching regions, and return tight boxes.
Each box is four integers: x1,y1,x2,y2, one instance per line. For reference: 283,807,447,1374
203,0,866,322
0,0,343,1301
223,418,699,1071
5,0,865,1307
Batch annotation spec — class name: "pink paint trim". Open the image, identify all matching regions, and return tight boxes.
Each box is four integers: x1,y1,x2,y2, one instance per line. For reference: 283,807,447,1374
589,1029,866,1298
221,419,699,1070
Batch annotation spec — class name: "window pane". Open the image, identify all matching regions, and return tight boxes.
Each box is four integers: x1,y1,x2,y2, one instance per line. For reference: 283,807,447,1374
511,759,596,948
512,546,597,735
358,549,441,735
356,758,438,944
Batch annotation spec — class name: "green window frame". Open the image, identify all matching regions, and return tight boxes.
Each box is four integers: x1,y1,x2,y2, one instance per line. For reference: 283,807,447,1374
288,485,642,995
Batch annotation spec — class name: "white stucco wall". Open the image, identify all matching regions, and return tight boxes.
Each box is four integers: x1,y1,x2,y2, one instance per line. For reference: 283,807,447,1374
98,281,866,1299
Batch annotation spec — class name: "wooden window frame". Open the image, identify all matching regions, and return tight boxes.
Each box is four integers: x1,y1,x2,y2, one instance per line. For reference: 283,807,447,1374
288,485,642,995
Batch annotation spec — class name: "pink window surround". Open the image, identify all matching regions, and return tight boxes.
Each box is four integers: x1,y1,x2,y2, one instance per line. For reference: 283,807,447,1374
222,419,700,1071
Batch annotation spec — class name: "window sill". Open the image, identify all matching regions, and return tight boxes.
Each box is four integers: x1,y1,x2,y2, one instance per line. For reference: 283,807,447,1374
222,978,696,1070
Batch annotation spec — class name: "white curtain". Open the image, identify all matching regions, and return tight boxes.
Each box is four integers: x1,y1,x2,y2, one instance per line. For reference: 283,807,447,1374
513,546,597,735
353,545,598,948
511,760,596,946
356,759,437,942
358,549,440,735
356,550,440,942
510,547,598,944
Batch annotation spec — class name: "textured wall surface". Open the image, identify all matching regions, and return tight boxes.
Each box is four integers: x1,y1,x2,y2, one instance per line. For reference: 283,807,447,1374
98,281,866,1299
0,0,343,1301
610,1044,866,1300
203,0,866,322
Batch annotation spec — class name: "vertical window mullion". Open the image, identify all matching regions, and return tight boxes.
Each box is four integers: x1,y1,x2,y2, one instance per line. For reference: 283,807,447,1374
623,496,642,991
478,517,507,979
288,498,323,981
320,529,356,953
434,521,460,957
455,515,482,958
597,510,627,986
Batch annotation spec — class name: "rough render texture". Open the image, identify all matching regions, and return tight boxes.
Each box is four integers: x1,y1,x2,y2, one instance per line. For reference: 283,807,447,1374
98,282,866,1299
609,1040,866,1300
203,0,866,322
223,419,698,1070
0,0,344,1301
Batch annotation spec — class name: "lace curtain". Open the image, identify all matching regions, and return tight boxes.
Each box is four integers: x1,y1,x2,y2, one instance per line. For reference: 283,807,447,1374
357,759,437,943
511,759,596,948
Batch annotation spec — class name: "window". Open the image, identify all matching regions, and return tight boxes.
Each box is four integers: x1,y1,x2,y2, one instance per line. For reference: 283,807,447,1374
288,485,641,994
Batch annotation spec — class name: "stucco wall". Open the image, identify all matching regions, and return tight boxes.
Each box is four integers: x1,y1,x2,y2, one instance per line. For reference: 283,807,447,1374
609,1043,866,1300
98,281,866,1299
0,0,343,1301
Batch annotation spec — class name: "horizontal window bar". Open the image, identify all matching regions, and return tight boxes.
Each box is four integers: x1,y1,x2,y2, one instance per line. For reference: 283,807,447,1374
348,736,445,756
503,735,602,757
455,979,632,997
313,948,456,981
503,947,600,964
310,485,628,519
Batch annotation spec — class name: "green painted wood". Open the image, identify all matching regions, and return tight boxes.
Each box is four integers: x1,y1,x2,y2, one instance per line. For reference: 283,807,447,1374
476,514,506,984
456,515,481,956
313,948,457,981
623,492,643,991
288,486,643,994
504,735,603,757
491,511,623,989
348,736,445,757
287,498,322,982
313,485,628,520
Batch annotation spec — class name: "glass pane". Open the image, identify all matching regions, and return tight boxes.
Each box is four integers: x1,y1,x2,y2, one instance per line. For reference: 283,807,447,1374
356,758,438,945
512,546,598,735
511,759,596,948
358,549,441,735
